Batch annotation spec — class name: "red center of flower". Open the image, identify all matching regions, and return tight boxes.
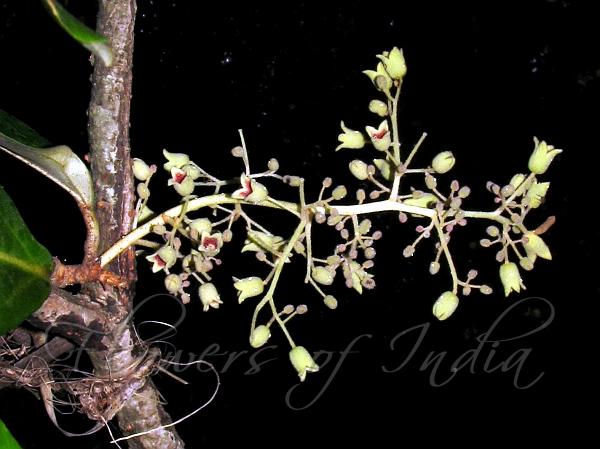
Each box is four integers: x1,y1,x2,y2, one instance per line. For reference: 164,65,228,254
372,128,388,140
174,171,187,184
239,179,253,198
202,237,218,250
155,255,166,267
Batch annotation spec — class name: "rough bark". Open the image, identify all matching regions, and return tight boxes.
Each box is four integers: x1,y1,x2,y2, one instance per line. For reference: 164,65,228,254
86,1,185,448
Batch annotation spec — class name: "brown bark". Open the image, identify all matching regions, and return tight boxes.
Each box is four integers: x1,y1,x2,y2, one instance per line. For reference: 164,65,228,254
85,1,185,447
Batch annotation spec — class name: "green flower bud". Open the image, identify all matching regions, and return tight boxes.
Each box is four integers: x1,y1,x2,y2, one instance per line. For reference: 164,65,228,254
234,276,264,303
525,181,550,209
332,185,347,200
182,163,202,180
163,149,190,171
431,151,456,174
403,193,438,209
499,262,525,296
136,182,150,200
312,266,335,286
349,160,369,180
323,295,338,309
373,159,393,181
289,346,319,382
509,173,527,190
528,138,562,175
377,47,407,80
132,158,152,181
189,218,213,236
164,274,182,294
249,325,271,348
432,291,459,320
365,120,391,152
335,121,366,151
523,232,552,260
198,282,223,312
368,99,388,117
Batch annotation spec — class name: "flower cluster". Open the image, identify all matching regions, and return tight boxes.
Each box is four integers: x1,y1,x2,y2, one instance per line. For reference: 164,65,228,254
125,47,560,382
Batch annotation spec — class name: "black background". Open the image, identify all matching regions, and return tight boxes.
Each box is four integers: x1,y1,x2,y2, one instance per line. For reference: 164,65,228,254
0,0,598,447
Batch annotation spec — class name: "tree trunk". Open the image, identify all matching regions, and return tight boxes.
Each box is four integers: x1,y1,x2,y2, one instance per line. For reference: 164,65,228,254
86,1,185,448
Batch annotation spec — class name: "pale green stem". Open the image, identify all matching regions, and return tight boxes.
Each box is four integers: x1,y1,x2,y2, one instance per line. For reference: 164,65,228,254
250,219,307,348
432,215,459,294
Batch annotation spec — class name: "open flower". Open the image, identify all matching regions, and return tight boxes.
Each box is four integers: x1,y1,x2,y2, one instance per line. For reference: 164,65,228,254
198,282,223,312
199,231,223,256
365,120,391,152
163,149,190,171
528,138,562,175
168,167,195,196
335,121,365,152
232,174,268,203
289,346,319,382
242,230,286,255
376,47,407,80
499,262,525,296
523,232,552,261
146,246,177,273
234,276,264,303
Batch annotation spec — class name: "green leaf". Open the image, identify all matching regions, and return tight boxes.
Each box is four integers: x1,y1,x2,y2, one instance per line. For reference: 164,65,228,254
0,110,51,148
0,420,23,449
0,130,94,208
42,0,113,67
0,185,52,336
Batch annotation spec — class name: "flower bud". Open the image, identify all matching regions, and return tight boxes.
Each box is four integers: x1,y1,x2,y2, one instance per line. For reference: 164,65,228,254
523,232,552,260
432,291,459,320
189,218,213,236
289,346,319,382
332,185,347,200
373,159,393,181
198,282,223,312
136,182,150,200
312,266,335,286
403,193,438,209
335,121,365,151
368,99,388,117
234,276,264,303
182,163,202,180
431,151,456,174
377,47,407,80
349,160,369,180
323,295,338,309
249,325,271,348
499,262,525,296
528,138,562,175
164,274,182,294
163,149,190,171
132,158,152,181
509,173,527,190
525,181,550,209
